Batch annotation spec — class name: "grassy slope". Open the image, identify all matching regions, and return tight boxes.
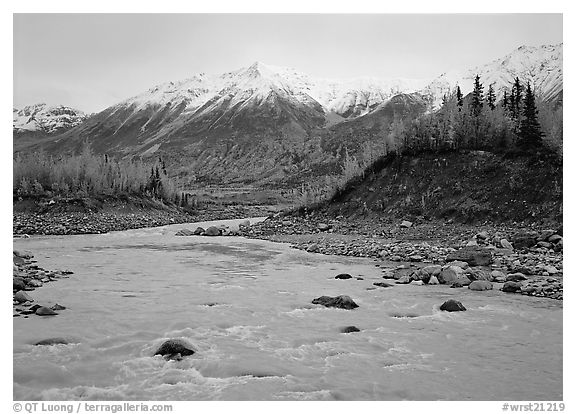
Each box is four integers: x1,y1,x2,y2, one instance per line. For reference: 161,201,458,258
320,150,562,224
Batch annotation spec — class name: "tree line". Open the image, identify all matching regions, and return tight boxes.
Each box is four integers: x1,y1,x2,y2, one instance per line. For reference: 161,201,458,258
391,75,561,155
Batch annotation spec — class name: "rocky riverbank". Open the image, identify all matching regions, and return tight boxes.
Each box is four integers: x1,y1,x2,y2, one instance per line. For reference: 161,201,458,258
13,250,72,318
232,215,563,300
13,205,273,236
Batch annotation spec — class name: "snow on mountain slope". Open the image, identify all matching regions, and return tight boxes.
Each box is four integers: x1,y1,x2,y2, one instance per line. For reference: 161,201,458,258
420,43,563,108
13,104,87,134
118,61,428,123
113,43,562,126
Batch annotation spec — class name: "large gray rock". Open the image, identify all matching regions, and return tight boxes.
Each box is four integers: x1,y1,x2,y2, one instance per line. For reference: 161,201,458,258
466,268,491,281
34,338,71,346
422,265,442,276
490,270,507,282
400,220,413,228
512,231,537,249
35,306,58,316
373,282,394,288
440,299,466,312
193,227,205,235
502,281,523,293
154,339,196,359
340,326,361,333
438,265,466,284
204,226,221,236
14,290,33,303
13,277,26,291
312,295,359,310
446,247,492,266
335,273,353,280
469,280,493,291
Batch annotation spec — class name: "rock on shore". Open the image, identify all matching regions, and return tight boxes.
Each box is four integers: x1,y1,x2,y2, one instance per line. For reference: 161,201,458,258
13,250,70,318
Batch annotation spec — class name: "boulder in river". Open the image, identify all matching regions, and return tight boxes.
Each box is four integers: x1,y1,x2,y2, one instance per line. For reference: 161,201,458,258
428,275,439,285
34,338,71,346
373,282,394,288
193,227,205,235
335,273,353,280
446,247,492,266
14,290,33,303
469,280,493,291
440,299,466,312
204,226,221,236
502,281,523,293
340,326,361,333
154,339,196,360
35,306,58,316
312,295,359,310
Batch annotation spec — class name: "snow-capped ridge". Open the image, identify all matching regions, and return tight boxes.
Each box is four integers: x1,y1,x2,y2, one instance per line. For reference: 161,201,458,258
13,103,87,134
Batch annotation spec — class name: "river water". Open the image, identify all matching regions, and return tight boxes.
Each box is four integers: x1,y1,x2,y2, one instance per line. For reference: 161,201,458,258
13,219,563,401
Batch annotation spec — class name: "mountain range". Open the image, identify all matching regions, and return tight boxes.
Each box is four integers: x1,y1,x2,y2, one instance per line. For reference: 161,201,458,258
13,103,87,135
13,43,563,185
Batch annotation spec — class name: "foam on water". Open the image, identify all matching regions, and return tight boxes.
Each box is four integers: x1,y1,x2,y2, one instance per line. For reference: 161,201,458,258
13,219,562,400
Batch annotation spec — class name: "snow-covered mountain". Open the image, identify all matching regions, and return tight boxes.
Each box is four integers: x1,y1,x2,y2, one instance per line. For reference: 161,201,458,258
421,43,563,107
13,103,88,135
16,43,562,184
118,61,428,122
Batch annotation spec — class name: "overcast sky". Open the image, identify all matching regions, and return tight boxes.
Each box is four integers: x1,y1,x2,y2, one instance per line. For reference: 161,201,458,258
13,13,562,113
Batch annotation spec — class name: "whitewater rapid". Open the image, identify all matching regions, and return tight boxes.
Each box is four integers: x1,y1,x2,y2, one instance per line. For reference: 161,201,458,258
13,219,562,400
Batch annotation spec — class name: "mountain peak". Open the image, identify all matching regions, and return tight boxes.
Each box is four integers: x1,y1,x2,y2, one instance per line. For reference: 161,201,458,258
14,103,87,134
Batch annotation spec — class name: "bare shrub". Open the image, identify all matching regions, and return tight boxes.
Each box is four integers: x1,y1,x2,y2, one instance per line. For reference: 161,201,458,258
13,146,181,204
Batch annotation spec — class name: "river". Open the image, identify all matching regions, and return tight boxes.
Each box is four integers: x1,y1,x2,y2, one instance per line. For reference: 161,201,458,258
13,219,563,400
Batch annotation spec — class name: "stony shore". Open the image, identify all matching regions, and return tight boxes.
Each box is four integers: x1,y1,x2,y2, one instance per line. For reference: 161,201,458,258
13,250,72,318
12,205,272,236
232,215,564,301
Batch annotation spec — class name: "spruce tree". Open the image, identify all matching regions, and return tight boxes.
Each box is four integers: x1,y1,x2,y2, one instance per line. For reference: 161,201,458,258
456,86,464,111
470,75,484,116
509,77,523,120
502,90,509,109
518,83,543,150
487,84,496,111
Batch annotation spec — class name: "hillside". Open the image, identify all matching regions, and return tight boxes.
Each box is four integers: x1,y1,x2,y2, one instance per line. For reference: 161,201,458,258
14,44,563,186
318,151,562,225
